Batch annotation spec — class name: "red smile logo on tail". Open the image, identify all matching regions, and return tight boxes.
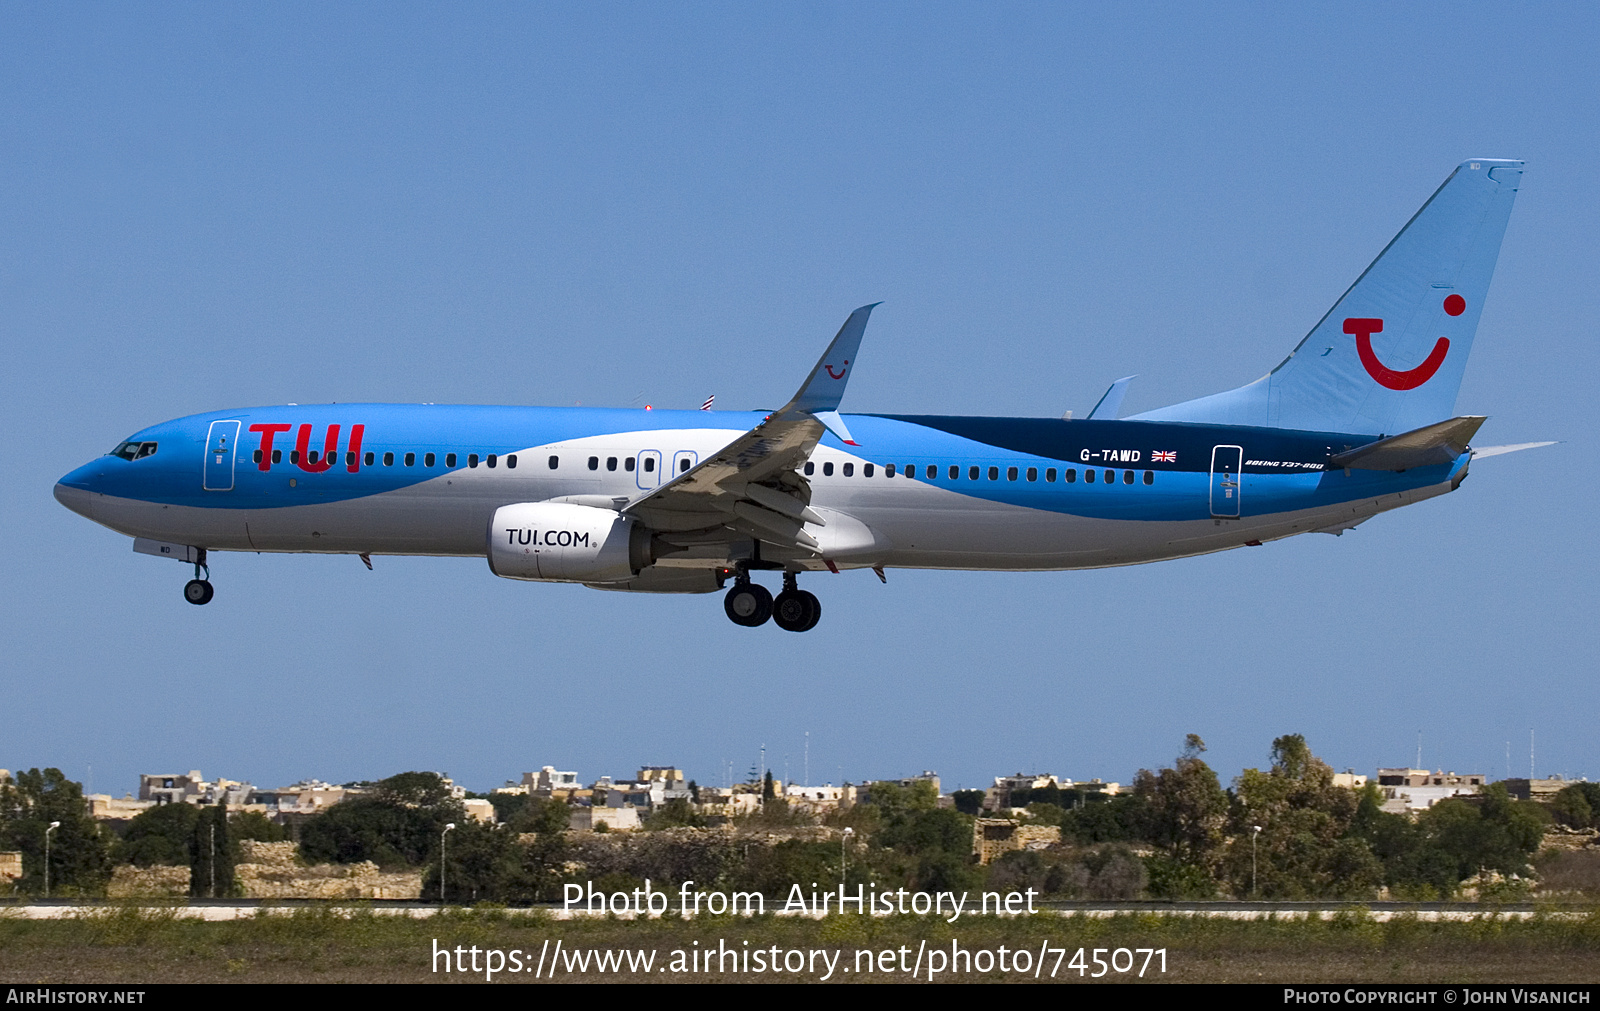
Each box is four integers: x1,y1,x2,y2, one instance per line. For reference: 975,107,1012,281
825,360,849,380
1343,310,1452,391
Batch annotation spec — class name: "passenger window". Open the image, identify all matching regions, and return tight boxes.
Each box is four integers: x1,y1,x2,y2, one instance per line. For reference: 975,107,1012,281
625,457,635,472
468,454,479,468
949,466,959,480
383,452,394,466
643,457,655,473
823,462,834,476
988,466,999,481
607,457,617,471
805,462,815,476
927,466,937,479
507,455,517,469
1026,467,1037,481
273,450,282,464
1046,468,1056,482
588,456,599,471
883,463,893,477
308,451,319,464
446,453,457,467
904,464,914,478
843,463,854,477
969,466,979,480
487,454,498,468
364,452,374,466
1143,470,1154,485
1066,468,1076,483
425,453,436,467
290,451,300,464
679,458,690,472
1085,469,1095,483
1104,469,1114,484
1007,466,1017,481
865,464,876,477
253,450,262,464
404,453,415,466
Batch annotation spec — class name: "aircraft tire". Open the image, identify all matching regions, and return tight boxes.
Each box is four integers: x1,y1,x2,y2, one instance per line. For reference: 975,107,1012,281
772,590,809,632
184,579,214,606
724,582,772,627
796,590,821,631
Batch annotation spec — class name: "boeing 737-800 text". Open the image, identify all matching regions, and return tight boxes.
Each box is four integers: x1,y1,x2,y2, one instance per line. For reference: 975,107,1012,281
56,159,1545,631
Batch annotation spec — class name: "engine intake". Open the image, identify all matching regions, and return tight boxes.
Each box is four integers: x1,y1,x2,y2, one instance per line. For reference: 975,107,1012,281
487,502,651,583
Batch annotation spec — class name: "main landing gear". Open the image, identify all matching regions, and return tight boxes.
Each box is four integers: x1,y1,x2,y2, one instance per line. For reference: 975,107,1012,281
183,551,214,606
723,572,821,632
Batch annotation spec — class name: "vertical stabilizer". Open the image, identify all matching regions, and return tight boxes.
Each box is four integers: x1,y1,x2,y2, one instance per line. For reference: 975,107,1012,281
1131,160,1522,434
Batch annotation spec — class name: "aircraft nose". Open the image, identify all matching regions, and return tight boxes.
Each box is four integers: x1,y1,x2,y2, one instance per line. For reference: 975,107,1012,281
54,462,103,520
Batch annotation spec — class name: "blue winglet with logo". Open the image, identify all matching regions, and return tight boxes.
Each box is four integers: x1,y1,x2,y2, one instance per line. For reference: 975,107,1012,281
777,302,879,444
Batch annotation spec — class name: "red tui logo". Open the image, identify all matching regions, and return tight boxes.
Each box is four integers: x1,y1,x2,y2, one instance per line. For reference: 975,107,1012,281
1343,318,1449,391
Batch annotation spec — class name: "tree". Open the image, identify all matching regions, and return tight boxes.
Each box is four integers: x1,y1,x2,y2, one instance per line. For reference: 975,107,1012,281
1224,734,1381,899
762,770,776,801
299,772,465,868
229,810,286,843
1132,735,1229,872
0,768,111,895
1551,783,1600,829
190,803,235,898
115,803,201,866
951,790,984,816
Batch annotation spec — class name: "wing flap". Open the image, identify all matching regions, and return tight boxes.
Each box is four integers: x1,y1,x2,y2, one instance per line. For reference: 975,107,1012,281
622,305,880,555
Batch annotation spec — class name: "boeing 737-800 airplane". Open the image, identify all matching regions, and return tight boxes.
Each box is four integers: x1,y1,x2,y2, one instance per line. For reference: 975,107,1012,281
56,159,1545,631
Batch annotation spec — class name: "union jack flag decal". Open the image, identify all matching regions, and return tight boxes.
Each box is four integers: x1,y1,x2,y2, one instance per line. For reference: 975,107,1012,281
1152,450,1177,463
701,395,715,411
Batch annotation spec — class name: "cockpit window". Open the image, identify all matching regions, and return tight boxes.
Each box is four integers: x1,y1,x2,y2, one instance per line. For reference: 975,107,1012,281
111,441,158,461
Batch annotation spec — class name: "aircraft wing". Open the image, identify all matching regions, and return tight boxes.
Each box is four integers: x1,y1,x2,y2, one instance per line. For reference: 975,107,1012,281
622,304,878,551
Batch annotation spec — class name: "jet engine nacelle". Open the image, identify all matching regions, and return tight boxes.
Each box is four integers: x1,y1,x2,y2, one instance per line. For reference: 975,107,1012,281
487,502,650,583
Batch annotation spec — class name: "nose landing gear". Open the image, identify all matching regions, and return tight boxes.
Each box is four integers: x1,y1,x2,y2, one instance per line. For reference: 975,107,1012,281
183,551,214,606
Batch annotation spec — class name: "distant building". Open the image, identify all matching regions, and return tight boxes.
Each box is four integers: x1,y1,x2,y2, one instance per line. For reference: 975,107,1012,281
1332,772,1370,790
523,767,580,797
87,795,156,821
973,819,1061,865
1376,768,1485,814
463,798,496,824
139,771,255,806
1501,776,1578,802
899,771,942,796
0,851,21,890
569,806,640,832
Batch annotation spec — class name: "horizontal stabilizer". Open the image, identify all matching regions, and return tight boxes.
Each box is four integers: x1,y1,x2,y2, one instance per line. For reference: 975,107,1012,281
1328,416,1485,471
1087,376,1136,421
1472,441,1557,460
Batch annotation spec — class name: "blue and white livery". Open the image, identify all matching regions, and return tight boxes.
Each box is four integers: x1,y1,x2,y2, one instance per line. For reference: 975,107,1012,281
56,160,1547,631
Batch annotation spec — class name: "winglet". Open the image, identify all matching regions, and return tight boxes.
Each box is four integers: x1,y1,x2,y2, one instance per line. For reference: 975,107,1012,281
1087,376,1136,420
813,410,858,446
779,303,880,418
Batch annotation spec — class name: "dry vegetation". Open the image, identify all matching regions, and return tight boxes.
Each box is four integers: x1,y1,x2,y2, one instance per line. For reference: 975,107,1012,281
3,904,1600,984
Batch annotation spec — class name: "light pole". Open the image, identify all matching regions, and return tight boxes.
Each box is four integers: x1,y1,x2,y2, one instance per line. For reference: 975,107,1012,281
840,827,854,883
440,823,456,907
44,821,60,898
1251,825,1262,898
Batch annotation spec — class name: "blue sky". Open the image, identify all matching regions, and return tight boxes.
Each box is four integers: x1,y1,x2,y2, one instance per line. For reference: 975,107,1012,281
4,4,1595,797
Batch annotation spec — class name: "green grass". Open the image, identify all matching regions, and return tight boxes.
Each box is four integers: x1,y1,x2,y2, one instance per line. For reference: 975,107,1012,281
2,904,1599,983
